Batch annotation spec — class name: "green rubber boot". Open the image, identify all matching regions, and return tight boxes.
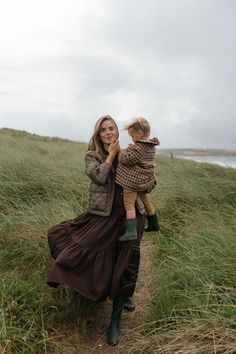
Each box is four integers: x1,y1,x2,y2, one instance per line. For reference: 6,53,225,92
107,296,127,346
118,219,137,242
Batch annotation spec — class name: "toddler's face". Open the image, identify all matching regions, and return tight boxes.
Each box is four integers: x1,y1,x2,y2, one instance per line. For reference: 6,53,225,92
128,128,143,143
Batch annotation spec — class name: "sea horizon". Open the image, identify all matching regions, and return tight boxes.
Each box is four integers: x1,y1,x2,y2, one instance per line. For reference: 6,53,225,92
178,155,236,169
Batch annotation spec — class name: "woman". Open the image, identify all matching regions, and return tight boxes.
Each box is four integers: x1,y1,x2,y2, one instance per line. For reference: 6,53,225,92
47,115,145,346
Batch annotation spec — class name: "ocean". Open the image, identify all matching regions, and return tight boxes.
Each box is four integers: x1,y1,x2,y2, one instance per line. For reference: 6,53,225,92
180,155,236,169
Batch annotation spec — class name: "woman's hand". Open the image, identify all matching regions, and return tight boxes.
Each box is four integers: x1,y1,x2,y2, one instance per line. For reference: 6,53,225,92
106,140,120,165
108,140,120,157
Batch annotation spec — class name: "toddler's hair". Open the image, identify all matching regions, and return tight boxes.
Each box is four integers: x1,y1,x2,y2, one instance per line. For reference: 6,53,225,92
124,117,150,135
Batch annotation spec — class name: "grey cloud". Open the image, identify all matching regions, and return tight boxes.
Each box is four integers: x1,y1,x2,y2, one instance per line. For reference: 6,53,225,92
34,53,132,99
1,0,236,149
0,91,9,96
105,0,236,58
0,111,89,143
74,56,131,98
188,113,236,149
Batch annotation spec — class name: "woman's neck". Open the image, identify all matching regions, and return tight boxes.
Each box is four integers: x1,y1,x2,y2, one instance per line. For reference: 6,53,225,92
104,144,109,151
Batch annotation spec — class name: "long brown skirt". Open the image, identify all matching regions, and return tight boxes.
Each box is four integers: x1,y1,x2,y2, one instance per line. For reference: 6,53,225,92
47,184,145,302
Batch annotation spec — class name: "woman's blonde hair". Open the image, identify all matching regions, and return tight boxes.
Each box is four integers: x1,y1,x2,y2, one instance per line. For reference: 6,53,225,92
87,115,119,156
125,117,150,136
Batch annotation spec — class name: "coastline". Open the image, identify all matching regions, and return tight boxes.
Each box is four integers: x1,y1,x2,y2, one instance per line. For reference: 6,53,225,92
159,148,236,169
179,155,236,169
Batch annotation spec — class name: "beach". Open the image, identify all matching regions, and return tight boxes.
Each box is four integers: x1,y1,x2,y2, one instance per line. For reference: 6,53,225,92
180,155,236,169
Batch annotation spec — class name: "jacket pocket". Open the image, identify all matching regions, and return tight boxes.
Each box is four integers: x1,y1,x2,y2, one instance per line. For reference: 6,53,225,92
88,183,110,212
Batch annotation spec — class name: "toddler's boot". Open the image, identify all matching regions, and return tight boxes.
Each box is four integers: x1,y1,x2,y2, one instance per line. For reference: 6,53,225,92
145,214,160,232
118,219,137,242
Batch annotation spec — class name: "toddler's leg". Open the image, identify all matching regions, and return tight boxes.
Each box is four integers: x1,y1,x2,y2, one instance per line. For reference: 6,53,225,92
139,192,155,215
118,190,137,242
124,190,137,219
139,192,160,232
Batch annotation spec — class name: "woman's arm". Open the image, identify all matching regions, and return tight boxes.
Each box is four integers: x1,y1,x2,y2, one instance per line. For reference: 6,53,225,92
85,155,111,185
85,141,120,185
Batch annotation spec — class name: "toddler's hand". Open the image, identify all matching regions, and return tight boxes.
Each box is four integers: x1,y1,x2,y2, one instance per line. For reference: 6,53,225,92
119,149,126,158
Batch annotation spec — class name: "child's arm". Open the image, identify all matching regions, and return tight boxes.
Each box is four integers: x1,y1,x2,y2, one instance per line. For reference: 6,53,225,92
118,144,143,167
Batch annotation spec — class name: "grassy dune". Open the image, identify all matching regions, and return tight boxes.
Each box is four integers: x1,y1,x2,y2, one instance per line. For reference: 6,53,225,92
0,129,88,353
1,129,236,353
131,155,236,353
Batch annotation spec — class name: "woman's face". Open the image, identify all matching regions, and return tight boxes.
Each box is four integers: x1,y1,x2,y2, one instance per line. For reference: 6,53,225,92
99,119,118,149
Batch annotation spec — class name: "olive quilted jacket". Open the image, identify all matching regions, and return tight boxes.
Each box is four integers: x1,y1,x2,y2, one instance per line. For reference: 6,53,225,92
85,151,145,216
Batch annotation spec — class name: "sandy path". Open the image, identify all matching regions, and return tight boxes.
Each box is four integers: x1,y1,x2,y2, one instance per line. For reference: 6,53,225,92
75,237,155,354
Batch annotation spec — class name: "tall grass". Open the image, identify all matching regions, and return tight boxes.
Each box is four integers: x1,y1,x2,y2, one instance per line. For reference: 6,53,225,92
1,129,236,353
0,130,87,353
128,155,236,353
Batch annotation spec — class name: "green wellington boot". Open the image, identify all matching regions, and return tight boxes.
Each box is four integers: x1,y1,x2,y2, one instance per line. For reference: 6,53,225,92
118,219,137,242
145,213,160,232
107,296,127,346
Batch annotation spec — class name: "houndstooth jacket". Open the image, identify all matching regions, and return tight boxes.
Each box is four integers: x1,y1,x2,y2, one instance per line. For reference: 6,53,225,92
116,137,160,192
85,151,146,216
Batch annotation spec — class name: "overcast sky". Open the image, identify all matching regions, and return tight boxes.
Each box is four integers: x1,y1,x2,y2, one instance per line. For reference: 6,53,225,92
0,0,236,148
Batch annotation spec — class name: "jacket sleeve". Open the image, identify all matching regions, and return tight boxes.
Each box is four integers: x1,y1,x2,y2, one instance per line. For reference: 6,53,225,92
118,144,143,167
85,153,111,185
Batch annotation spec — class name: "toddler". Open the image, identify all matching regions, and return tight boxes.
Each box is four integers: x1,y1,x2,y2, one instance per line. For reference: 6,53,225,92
116,117,160,241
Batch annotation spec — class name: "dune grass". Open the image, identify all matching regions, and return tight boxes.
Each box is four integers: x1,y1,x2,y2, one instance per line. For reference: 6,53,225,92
128,155,236,353
0,130,87,353
1,129,236,353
